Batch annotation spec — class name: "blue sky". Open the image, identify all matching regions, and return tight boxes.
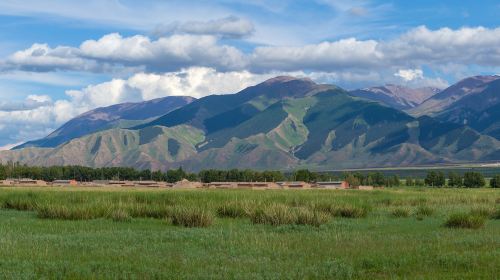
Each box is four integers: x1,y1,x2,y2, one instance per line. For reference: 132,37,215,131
0,0,499,147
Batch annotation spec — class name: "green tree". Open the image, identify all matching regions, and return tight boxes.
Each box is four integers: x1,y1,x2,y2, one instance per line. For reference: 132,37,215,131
415,178,425,186
463,172,485,188
294,169,315,182
405,177,414,187
425,171,445,187
490,175,500,188
385,175,400,187
448,172,463,187
344,173,360,187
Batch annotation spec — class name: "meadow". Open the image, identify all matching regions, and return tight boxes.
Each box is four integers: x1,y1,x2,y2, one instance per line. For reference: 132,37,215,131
0,186,498,279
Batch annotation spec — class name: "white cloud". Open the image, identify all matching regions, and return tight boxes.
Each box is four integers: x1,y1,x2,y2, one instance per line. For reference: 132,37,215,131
382,26,500,66
4,33,247,73
69,67,274,102
0,94,52,111
4,26,500,76
251,38,381,72
153,16,255,39
0,67,274,146
394,69,423,81
7,43,98,72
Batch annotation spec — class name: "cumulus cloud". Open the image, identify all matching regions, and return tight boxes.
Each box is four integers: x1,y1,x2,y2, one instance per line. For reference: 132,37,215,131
394,69,423,81
153,16,255,39
3,26,500,75
81,33,247,71
3,33,247,73
251,26,500,72
0,94,52,111
0,67,274,146
68,67,274,103
381,26,500,66
6,43,97,72
251,38,381,72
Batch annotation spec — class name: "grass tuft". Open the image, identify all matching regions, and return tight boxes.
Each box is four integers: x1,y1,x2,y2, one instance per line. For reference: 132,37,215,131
2,197,38,211
109,209,132,222
37,205,97,220
169,207,214,227
444,213,485,229
295,208,329,227
251,204,296,226
314,203,369,218
391,208,411,218
414,205,434,217
492,208,500,220
469,207,495,219
216,201,251,218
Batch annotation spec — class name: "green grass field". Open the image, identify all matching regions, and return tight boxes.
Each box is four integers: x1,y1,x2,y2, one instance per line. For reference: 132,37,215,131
0,187,498,279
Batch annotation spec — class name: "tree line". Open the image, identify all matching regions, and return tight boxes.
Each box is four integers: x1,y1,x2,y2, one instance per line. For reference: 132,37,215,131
0,162,498,188
419,171,499,188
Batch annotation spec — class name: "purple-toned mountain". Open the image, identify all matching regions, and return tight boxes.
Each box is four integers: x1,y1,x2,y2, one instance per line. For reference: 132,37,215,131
15,96,195,149
349,84,440,110
409,75,500,116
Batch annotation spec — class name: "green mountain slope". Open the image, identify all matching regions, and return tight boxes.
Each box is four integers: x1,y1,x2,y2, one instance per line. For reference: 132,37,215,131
15,96,195,149
2,76,500,171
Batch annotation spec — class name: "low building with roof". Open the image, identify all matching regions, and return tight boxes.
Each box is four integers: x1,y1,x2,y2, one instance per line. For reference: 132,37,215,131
2,179,48,186
314,181,350,189
276,181,312,189
207,182,236,189
52,179,78,186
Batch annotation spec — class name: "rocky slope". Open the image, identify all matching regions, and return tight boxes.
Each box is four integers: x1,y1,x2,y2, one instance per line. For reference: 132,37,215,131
349,84,440,110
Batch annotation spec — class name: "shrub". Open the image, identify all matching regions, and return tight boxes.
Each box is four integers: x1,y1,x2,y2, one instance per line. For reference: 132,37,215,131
169,207,213,227
391,208,411,218
444,213,485,229
250,204,296,226
295,208,329,227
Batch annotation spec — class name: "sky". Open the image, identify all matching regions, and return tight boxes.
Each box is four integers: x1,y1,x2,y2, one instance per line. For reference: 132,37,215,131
0,0,500,148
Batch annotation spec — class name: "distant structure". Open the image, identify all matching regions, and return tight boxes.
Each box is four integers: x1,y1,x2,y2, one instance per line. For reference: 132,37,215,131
52,179,78,186
276,181,312,189
1,178,373,190
207,182,281,189
173,179,203,189
314,181,350,189
1,178,47,186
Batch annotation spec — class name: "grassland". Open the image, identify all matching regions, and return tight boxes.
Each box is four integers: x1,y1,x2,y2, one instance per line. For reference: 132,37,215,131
0,186,498,279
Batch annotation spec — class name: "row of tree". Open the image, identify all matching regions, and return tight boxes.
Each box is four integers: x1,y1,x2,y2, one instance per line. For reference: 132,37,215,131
420,171,495,188
0,162,499,188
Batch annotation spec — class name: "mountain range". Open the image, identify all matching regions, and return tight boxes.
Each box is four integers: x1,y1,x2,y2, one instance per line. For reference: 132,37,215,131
1,75,500,171
349,84,440,110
